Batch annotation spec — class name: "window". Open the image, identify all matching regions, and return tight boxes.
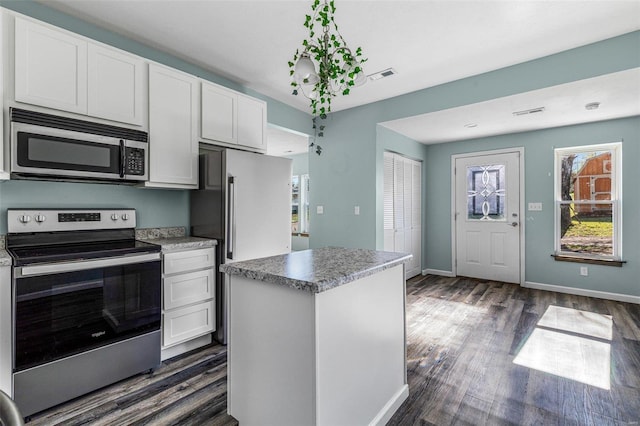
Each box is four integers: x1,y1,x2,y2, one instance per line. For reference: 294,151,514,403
554,142,622,261
291,174,310,234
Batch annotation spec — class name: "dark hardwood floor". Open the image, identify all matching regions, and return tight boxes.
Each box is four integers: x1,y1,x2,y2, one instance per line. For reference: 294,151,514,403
27,275,640,425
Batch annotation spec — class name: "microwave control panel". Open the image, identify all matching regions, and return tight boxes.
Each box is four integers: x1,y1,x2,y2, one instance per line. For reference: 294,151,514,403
125,147,146,176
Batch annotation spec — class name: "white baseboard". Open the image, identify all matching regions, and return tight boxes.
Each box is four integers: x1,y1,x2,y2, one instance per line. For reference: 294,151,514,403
370,384,409,426
423,268,455,277
524,281,640,304
161,333,213,361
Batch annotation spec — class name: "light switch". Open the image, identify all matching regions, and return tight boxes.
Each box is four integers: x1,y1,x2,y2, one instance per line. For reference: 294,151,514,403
354,206,360,215
528,202,543,211
317,205,324,215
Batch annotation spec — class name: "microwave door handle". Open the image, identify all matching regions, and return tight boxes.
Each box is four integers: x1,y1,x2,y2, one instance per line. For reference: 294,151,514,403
119,139,126,178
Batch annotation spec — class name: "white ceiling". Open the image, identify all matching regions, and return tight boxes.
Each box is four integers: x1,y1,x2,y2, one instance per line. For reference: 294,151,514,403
381,68,640,144
36,0,640,146
266,126,309,156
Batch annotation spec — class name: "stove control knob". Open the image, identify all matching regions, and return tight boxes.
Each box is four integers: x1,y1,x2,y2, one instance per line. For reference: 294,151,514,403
121,213,129,221
35,214,46,223
19,215,31,224
111,213,119,221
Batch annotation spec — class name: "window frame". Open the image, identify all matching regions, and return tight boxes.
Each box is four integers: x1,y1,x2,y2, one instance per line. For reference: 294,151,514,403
553,142,622,261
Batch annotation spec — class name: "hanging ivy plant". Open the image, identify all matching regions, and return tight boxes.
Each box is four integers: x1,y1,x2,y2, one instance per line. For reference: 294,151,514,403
289,0,366,154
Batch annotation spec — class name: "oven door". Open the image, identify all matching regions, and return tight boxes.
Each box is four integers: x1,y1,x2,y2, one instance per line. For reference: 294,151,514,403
13,253,161,372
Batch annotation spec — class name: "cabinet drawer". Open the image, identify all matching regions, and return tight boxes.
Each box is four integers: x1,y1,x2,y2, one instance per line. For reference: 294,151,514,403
163,300,215,347
164,269,214,310
164,247,214,275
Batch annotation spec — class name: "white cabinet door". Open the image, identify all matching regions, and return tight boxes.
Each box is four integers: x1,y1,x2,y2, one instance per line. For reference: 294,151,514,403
163,300,215,347
14,17,88,114
164,247,215,275
237,94,266,151
0,15,7,180
87,44,144,126
201,81,236,144
148,63,198,188
164,269,214,310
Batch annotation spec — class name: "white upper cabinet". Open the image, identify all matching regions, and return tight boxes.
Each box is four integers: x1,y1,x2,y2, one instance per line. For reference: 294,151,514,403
237,94,266,151
87,43,145,126
147,63,198,189
0,14,7,180
201,81,236,144
200,81,266,152
15,17,88,115
13,16,144,126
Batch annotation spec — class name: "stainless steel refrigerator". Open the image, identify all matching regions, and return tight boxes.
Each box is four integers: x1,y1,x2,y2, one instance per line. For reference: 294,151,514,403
191,146,292,343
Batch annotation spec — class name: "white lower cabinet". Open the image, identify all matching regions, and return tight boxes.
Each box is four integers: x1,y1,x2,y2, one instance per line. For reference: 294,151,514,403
161,247,215,360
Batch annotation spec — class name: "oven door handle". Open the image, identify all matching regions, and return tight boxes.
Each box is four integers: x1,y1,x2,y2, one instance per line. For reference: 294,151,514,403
16,252,161,277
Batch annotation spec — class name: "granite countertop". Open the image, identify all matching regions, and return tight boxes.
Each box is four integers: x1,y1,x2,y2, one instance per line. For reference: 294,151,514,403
0,249,11,267
220,247,412,293
141,236,217,251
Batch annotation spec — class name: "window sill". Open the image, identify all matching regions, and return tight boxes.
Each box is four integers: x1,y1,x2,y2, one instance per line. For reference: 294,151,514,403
292,233,310,238
551,254,625,267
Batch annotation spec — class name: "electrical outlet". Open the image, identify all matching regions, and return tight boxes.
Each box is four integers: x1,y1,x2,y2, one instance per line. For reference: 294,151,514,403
317,205,324,215
528,202,543,211
580,266,588,276
354,206,360,215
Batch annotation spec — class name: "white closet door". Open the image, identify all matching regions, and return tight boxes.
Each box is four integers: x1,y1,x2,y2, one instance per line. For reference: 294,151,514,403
383,152,395,251
382,152,422,279
393,155,405,253
409,161,422,278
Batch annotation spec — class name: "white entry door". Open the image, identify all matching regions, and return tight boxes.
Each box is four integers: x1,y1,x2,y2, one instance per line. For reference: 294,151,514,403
454,151,521,283
384,152,422,278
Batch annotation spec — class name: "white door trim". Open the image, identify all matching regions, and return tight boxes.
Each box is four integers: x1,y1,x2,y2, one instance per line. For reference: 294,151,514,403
450,147,525,285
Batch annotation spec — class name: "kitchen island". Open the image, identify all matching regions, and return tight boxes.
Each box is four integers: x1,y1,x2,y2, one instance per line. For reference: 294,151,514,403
221,247,411,426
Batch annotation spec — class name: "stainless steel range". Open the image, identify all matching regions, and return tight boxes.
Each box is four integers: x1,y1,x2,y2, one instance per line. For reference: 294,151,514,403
6,208,161,417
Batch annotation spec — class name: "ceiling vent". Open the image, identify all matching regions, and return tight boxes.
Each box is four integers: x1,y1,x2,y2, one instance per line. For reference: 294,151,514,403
368,68,397,81
512,106,546,116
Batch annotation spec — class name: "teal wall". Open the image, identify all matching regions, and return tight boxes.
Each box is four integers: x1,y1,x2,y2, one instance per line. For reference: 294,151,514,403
0,180,189,234
425,117,639,297
0,1,311,234
286,153,309,177
309,31,639,297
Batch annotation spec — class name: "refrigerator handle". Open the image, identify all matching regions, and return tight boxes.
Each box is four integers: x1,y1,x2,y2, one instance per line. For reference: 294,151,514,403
227,175,235,260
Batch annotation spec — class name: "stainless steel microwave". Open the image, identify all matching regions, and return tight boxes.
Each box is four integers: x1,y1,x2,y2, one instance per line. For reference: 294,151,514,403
10,108,148,183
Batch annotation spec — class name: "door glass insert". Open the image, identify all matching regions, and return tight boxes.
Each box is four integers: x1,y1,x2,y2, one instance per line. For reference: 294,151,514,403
467,164,506,220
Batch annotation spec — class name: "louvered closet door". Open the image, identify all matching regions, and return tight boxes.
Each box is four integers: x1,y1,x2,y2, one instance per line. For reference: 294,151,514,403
409,161,422,278
383,152,422,279
383,153,395,250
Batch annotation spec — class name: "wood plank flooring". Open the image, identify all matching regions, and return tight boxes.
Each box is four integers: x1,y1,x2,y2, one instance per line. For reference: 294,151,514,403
27,275,640,425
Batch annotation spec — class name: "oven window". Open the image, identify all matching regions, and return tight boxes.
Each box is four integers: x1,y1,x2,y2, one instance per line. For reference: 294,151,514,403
14,261,160,371
17,132,120,173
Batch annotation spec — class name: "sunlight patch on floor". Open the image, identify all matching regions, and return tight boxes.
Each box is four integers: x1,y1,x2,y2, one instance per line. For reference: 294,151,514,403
513,305,613,390
537,305,613,340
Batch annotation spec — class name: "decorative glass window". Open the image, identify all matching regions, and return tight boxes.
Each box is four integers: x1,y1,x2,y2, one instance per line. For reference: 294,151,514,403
466,164,506,220
554,143,621,260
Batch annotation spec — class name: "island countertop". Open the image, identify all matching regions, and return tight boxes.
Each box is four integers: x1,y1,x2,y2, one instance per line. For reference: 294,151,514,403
220,247,411,293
